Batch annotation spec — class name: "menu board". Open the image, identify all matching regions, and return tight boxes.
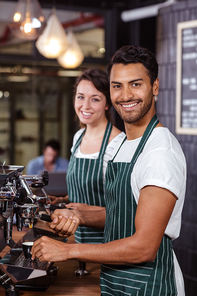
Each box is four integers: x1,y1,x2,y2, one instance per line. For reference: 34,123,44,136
176,20,197,135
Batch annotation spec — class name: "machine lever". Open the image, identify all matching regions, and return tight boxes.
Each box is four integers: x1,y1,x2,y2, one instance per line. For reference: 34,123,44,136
49,204,65,211
40,214,52,222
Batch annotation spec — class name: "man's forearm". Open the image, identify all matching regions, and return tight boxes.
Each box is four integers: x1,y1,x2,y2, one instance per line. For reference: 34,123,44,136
73,207,106,229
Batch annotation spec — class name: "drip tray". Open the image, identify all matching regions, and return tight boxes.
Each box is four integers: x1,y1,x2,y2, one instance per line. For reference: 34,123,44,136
0,226,67,289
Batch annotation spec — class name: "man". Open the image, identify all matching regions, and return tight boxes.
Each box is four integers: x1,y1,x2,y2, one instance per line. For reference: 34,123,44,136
32,46,186,295
26,139,69,175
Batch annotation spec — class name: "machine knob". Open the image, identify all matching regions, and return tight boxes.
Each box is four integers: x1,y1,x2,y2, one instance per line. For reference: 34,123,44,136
42,171,49,186
31,182,45,188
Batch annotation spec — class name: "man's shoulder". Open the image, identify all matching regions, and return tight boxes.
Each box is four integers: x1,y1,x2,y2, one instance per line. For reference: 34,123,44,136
149,127,183,151
144,127,186,164
28,155,44,165
57,157,69,164
56,157,69,170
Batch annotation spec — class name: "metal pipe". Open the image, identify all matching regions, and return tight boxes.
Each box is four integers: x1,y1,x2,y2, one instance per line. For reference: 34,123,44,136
121,0,176,22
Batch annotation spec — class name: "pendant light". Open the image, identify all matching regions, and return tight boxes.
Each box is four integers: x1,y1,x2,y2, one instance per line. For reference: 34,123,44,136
35,9,68,59
8,0,46,41
57,28,84,69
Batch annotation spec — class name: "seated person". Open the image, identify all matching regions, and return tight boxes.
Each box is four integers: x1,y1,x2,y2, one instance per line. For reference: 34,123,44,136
26,139,69,175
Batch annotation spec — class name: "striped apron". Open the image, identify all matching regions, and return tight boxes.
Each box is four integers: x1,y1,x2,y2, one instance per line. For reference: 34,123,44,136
100,115,177,296
66,121,112,244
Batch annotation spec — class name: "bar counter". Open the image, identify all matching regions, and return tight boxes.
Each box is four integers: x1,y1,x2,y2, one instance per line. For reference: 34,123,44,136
0,220,101,296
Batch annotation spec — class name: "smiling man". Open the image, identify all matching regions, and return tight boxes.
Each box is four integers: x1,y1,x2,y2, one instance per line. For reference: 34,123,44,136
32,45,186,296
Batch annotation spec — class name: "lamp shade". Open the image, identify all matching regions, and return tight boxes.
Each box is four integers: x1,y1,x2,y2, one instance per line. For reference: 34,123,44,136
8,0,46,41
57,29,84,69
35,11,68,59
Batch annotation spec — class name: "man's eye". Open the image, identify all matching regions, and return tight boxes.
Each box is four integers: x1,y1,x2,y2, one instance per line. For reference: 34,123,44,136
132,83,140,87
113,85,121,89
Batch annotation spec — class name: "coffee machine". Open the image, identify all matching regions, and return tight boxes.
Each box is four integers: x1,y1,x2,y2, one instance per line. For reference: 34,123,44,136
0,165,66,296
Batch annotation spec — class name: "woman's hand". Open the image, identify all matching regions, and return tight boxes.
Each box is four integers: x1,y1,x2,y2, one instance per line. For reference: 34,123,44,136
47,195,69,205
66,203,105,211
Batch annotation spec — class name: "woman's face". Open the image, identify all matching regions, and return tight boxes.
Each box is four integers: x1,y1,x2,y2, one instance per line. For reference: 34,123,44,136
74,80,108,127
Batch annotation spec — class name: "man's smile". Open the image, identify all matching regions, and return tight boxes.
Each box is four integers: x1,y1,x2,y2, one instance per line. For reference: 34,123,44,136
121,102,139,108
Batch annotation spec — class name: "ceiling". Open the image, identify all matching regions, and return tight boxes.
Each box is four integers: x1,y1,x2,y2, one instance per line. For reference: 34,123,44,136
0,0,167,84
5,0,167,10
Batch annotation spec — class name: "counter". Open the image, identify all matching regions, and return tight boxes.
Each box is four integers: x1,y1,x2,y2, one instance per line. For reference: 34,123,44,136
0,221,101,296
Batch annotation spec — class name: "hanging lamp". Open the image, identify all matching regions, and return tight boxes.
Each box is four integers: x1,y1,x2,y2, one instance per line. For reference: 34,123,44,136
8,0,46,41
35,9,68,59
57,28,84,69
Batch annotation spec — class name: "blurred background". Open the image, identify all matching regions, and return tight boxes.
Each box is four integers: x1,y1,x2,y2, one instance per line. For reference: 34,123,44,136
0,1,197,295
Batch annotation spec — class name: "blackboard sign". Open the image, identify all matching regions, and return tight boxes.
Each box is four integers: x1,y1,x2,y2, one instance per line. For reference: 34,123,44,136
176,20,197,135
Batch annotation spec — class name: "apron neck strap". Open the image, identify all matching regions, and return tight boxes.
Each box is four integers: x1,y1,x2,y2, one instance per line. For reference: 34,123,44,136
131,114,159,164
98,121,112,159
72,121,112,159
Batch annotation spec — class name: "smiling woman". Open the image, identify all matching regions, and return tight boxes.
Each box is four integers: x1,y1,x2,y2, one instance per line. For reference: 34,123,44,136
49,68,125,275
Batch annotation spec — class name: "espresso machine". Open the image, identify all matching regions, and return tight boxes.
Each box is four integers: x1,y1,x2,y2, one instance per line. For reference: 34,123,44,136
0,165,66,296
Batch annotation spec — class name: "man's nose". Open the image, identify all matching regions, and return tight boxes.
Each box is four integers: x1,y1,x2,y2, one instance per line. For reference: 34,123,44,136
122,87,133,100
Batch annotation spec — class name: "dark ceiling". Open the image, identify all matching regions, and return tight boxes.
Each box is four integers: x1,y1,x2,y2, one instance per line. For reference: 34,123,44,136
7,0,167,10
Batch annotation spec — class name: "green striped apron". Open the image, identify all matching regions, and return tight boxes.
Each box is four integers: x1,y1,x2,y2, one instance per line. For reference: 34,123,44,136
100,115,177,296
66,121,112,244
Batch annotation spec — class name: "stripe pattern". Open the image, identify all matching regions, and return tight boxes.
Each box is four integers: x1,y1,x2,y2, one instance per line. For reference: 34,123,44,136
101,115,177,295
66,121,112,244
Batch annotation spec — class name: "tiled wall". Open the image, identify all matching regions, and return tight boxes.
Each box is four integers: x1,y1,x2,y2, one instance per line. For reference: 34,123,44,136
156,1,197,295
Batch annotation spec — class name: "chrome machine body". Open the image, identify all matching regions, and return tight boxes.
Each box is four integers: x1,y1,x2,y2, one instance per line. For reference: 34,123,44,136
0,165,65,296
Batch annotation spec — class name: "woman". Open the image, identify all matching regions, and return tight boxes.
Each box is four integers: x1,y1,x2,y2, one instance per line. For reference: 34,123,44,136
51,68,125,275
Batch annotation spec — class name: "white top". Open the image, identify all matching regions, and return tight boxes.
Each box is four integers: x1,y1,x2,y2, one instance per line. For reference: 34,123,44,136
113,127,186,240
113,126,186,296
71,129,126,179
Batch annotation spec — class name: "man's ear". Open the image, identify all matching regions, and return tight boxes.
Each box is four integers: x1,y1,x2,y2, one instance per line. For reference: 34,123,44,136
153,78,159,96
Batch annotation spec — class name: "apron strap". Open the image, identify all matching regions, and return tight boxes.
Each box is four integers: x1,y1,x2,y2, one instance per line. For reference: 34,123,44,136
72,121,112,159
98,121,112,159
111,135,127,161
131,114,159,164
72,129,85,156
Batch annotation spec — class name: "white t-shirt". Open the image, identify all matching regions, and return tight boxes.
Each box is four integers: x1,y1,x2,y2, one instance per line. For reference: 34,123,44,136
71,129,126,179
113,126,186,296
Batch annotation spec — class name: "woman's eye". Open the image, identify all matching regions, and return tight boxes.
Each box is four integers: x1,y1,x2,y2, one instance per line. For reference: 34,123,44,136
92,98,100,102
77,96,84,100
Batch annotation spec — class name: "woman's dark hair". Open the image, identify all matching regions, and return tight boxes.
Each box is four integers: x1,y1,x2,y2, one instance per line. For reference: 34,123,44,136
73,68,111,127
107,45,158,86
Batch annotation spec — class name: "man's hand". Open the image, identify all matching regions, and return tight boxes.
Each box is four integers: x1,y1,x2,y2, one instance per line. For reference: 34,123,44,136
31,236,70,262
49,208,80,237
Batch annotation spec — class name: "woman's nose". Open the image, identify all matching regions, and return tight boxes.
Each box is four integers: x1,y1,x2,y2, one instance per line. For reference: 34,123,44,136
83,98,91,108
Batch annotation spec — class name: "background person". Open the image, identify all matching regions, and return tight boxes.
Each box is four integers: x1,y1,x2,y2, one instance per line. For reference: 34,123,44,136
32,46,186,296
26,139,69,175
50,68,125,276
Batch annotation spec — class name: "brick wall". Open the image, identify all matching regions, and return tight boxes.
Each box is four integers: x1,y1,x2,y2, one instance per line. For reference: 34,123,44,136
156,1,197,295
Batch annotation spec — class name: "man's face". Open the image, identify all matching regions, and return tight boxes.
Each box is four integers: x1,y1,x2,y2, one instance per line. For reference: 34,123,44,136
109,63,159,124
43,146,58,165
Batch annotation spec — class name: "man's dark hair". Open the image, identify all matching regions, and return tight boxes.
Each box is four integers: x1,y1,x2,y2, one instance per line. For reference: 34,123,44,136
44,139,61,153
107,45,158,86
